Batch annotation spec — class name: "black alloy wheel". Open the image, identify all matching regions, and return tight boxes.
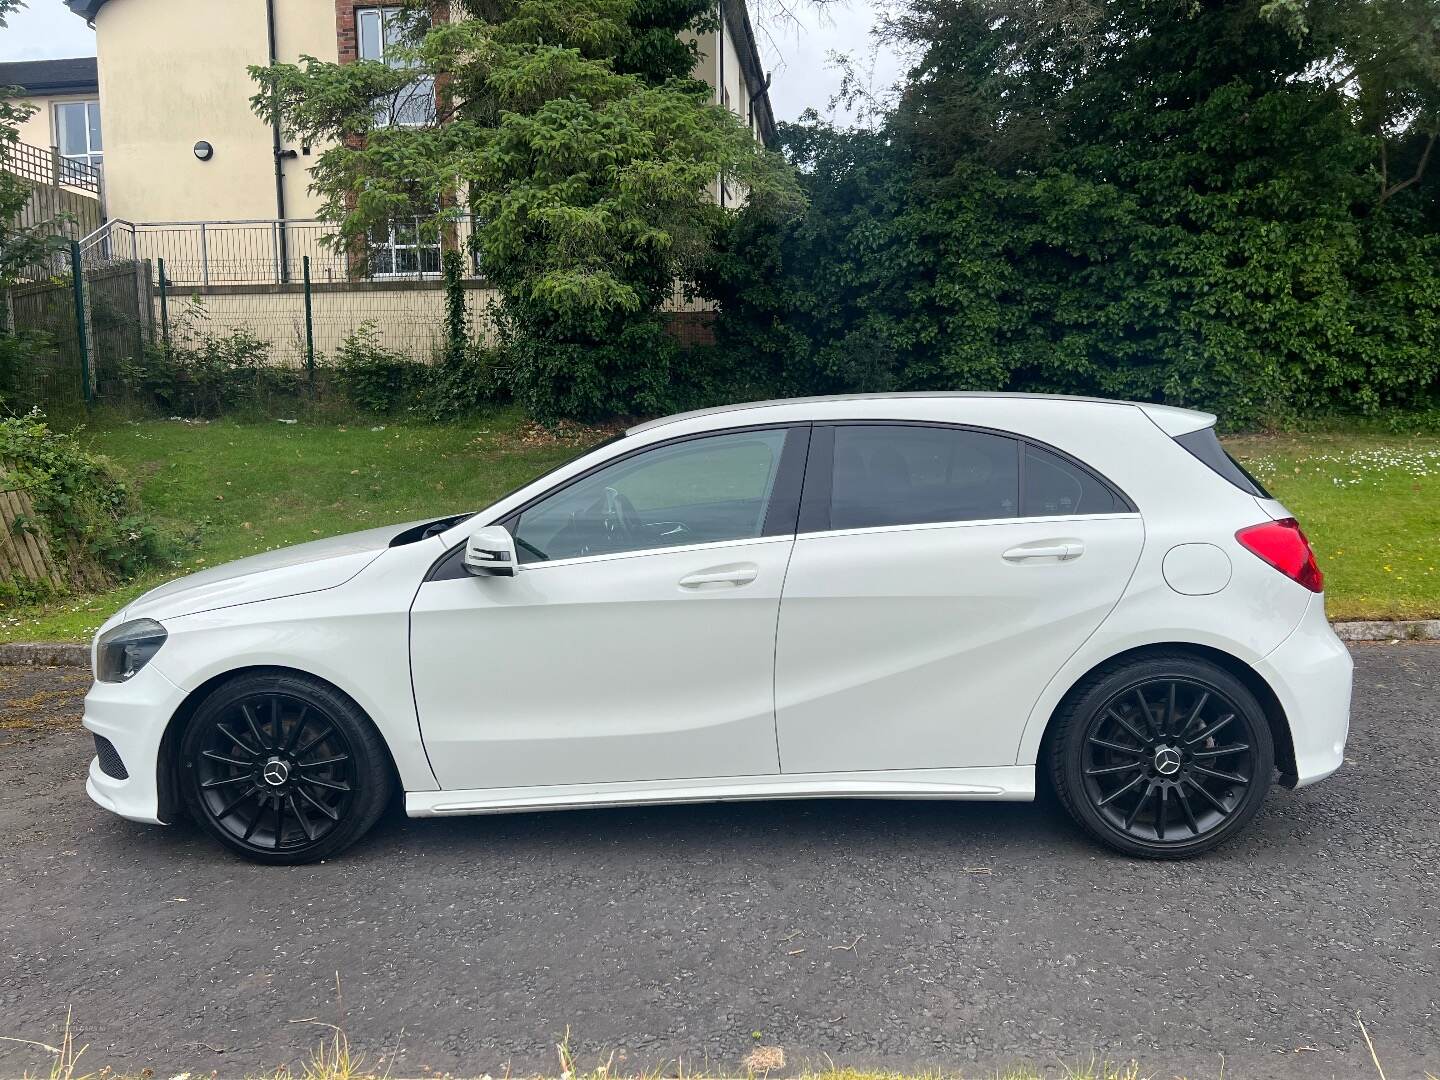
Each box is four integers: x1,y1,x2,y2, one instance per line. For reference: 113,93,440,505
179,672,392,864
1050,654,1274,858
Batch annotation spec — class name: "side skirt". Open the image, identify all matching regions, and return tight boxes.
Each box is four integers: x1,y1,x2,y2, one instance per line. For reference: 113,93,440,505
405,766,1035,817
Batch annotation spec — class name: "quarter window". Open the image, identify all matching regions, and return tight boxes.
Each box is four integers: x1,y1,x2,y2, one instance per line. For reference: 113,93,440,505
828,425,1020,530
512,429,790,563
1022,444,1124,516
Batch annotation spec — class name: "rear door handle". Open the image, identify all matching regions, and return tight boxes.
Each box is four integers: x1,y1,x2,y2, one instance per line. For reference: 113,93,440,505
1002,541,1085,563
679,563,759,589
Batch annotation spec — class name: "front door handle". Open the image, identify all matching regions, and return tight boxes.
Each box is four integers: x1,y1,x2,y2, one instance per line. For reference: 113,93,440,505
1002,541,1085,562
679,563,759,589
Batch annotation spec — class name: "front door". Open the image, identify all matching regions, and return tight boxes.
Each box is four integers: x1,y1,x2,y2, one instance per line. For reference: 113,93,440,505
411,426,809,791
774,423,1145,774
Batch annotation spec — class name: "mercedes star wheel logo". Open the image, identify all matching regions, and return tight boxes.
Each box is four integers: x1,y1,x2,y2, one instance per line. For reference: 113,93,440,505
262,758,290,787
1153,746,1183,776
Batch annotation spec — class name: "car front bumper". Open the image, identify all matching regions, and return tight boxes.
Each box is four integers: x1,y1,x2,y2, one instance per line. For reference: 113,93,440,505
82,662,188,825
1257,593,1354,788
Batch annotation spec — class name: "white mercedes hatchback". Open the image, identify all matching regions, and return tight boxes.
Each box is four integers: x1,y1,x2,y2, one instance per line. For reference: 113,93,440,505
84,394,1352,863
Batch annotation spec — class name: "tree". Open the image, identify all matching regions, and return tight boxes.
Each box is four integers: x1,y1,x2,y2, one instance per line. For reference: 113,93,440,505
252,0,801,419
1260,0,1440,206
704,0,1440,424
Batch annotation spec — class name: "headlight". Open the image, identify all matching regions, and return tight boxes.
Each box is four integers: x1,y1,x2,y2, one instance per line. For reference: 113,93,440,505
95,619,168,683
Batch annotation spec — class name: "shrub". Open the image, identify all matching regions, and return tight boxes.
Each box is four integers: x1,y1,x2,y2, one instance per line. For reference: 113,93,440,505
124,300,299,417
415,341,505,421
332,322,425,414
504,314,683,422
0,410,178,597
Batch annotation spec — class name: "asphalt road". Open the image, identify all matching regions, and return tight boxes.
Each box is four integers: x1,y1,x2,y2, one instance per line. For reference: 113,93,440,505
1,645,1437,1079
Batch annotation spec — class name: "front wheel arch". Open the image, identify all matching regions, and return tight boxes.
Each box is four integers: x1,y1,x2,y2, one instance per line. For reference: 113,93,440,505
1035,642,1296,794
156,665,402,825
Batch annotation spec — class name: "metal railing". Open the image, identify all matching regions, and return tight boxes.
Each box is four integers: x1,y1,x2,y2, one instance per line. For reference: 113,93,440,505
81,216,481,286
0,139,103,196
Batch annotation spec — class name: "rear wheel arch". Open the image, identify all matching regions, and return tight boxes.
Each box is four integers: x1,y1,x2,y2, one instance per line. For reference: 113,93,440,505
156,665,402,825
1036,642,1296,790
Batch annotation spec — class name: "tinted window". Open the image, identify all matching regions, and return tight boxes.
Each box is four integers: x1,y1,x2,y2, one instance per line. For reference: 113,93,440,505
1022,444,1124,516
1174,427,1270,497
513,429,789,562
829,425,1019,529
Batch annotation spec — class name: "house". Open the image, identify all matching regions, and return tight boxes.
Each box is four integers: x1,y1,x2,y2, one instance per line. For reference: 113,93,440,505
0,56,103,178
60,0,776,228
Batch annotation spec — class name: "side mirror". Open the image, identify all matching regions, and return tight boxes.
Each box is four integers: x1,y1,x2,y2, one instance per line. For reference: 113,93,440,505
463,525,517,577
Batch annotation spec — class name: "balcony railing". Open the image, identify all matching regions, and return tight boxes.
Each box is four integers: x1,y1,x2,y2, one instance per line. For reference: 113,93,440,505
79,216,481,285
0,139,102,197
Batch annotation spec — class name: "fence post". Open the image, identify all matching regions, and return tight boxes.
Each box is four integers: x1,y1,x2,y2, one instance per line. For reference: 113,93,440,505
70,241,94,406
158,257,171,358
199,222,210,287
302,255,315,382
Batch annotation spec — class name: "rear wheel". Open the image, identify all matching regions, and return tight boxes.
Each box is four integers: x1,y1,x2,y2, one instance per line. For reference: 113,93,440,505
179,671,392,864
1049,654,1274,858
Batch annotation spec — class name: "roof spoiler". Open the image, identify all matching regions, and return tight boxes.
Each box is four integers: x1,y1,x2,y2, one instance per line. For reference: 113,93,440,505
1140,403,1216,437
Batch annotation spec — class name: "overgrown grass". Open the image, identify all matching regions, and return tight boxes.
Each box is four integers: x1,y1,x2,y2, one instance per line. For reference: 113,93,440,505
0,418,1433,641
1225,432,1440,621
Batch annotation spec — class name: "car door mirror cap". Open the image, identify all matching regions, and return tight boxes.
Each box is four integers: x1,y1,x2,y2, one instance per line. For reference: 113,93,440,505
463,526,517,577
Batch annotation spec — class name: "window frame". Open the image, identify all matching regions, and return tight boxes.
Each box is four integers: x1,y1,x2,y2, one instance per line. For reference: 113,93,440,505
367,217,442,280
53,99,102,176
797,420,1136,535
426,423,812,580
356,5,437,128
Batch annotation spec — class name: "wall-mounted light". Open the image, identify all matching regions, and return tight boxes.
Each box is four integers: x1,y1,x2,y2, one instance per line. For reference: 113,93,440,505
193,141,214,162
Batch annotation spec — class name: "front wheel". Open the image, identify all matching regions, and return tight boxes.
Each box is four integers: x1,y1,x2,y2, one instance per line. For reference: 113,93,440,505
1049,654,1274,859
179,671,393,864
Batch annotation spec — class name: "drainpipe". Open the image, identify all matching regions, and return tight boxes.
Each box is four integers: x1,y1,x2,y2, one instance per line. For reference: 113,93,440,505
266,0,291,282
717,0,725,208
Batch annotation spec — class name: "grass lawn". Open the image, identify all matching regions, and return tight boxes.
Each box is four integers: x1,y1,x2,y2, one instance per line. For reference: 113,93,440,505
0,416,1433,642
1224,432,1440,621
0,408,599,643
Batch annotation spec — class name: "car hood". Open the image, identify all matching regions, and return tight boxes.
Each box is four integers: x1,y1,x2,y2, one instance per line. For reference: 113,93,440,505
122,519,438,622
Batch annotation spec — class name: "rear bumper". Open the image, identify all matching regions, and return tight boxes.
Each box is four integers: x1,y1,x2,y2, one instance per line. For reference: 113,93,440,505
1257,594,1353,787
81,662,188,825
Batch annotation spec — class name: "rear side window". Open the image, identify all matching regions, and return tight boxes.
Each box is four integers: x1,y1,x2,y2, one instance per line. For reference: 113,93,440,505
828,425,1020,529
1174,427,1271,498
1022,444,1125,516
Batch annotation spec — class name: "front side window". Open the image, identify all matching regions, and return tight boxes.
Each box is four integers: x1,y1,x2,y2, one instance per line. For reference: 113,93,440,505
828,425,1020,530
513,429,790,563
357,6,436,127
54,100,102,177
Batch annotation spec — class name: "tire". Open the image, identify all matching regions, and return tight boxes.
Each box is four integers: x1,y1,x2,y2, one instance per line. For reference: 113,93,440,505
1048,653,1274,859
178,670,393,864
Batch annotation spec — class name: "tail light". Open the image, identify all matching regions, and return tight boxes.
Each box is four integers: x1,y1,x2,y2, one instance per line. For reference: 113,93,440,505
1235,518,1324,593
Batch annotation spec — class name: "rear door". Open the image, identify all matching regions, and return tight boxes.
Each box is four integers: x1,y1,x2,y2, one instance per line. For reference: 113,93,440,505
774,423,1145,774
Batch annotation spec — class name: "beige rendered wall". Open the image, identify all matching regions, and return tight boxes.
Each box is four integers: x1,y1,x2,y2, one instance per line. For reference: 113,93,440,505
158,285,503,367
12,94,55,151
93,0,336,224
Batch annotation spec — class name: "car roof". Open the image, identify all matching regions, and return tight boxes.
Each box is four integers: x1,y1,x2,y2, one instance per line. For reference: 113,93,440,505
627,393,1216,438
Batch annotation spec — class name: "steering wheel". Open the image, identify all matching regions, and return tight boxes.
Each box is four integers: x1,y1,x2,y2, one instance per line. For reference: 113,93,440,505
602,486,640,540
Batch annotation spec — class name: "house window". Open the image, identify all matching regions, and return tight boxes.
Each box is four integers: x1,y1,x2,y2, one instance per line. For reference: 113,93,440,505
357,6,436,126
54,100,102,179
369,217,442,278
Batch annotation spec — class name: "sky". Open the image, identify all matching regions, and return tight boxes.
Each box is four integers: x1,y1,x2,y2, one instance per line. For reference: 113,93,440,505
0,0,904,124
